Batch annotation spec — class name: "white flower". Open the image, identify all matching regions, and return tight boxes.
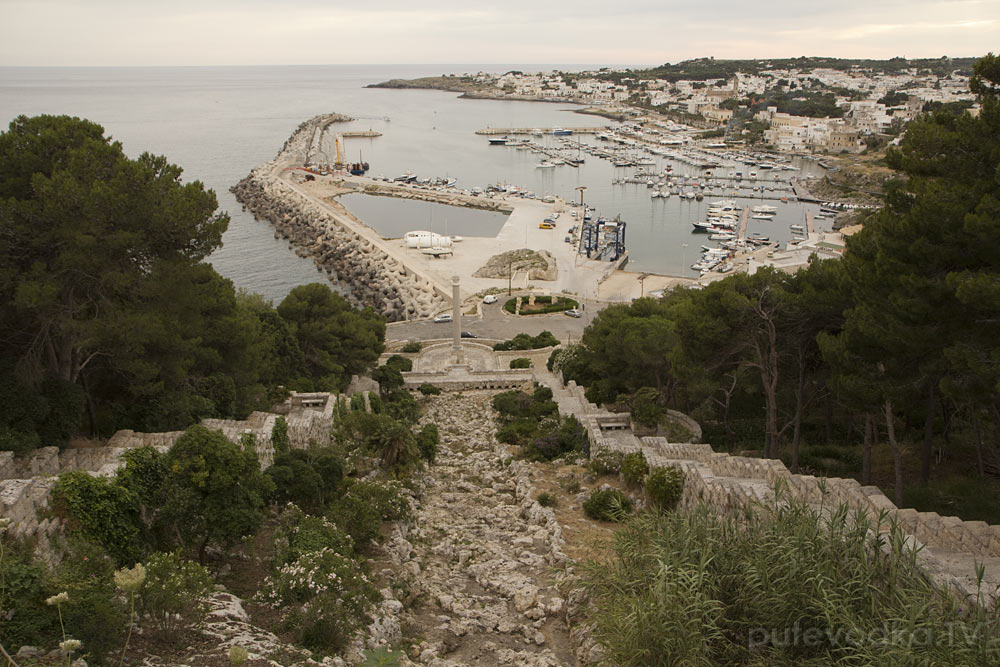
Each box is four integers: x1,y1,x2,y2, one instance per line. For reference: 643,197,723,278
114,563,147,593
46,591,70,606
60,639,82,653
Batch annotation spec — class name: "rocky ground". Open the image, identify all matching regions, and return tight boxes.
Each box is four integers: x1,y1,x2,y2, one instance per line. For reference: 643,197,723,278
382,391,578,666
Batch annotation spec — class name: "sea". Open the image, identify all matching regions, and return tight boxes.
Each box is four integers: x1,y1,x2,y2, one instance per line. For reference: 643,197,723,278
0,64,832,304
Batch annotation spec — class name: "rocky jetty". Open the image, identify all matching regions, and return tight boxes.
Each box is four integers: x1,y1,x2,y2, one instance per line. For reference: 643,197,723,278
231,115,449,321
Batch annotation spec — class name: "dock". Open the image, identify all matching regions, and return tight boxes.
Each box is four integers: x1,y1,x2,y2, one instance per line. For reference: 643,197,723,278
806,210,815,235
737,207,750,241
341,131,383,138
476,127,608,135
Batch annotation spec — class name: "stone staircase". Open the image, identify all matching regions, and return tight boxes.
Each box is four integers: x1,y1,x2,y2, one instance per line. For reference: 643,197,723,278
533,371,1000,606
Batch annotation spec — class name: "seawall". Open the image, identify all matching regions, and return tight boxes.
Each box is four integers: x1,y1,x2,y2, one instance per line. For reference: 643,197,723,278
231,114,450,321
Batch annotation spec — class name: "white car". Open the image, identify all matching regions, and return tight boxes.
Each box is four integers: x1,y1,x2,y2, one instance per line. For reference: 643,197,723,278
433,313,453,323
564,308,582,318
483,294,498,304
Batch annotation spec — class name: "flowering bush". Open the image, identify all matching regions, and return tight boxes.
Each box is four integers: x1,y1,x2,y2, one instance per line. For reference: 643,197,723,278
274,504,356,565
261,547,377,652
138,551,212,638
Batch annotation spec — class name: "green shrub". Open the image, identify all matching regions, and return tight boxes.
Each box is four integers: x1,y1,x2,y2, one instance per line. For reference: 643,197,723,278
401,341,422,353
621,452,649,488
372,365,404,394
493,330,560,351
583,488,633,521
271,415,291,455
416,423,439,464
502,298,579,316
536,491,557,507
53,470,143,566
263,547,377,653
589,449,624,476
0,535,56,647
139,551,213,639
509,357,531,369
267,448,344,512
384,389,421,424
368,392,382,414
350,393,365,411
274,505,355,565
418,383,442,395
384,355,413,372
49,538,127,663
645,466,684,511
564,479,582,494
327,479,411,548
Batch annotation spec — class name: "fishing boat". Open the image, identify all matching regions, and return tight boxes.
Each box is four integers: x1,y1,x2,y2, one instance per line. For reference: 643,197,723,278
790,224,805,232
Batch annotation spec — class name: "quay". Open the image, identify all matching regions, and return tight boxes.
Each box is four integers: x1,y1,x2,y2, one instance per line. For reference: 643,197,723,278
476,127,608,135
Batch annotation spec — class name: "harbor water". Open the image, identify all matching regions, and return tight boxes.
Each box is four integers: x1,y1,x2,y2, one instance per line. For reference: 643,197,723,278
1,64,832,303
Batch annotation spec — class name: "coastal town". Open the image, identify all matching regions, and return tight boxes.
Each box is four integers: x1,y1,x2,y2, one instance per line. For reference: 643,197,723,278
375,57,978,155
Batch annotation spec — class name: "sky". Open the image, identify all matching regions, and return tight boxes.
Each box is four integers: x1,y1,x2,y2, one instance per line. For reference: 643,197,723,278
1,0,997,67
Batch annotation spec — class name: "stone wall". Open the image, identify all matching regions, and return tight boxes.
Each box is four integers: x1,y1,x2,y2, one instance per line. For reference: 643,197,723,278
230,114,449,322
0,391,343,548
533,371,1000,604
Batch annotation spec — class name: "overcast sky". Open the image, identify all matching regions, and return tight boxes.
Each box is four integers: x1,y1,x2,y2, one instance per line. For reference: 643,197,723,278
1,0,996,67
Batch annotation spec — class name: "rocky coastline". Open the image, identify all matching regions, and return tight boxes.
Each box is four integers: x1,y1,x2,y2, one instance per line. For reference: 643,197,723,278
231,115,449,321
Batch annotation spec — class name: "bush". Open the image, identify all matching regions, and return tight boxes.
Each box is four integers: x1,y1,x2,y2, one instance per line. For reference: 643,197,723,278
401,341,422,353
536,491,557,507
384,389,421,424
372,365,404,394
583,488,633,521
53,470,143,566
50,539,127,663
327,478,411,548
263,547,377,653
267,448,344,512
645,466,684,511
509,357,531,369
621,452,649,488
271,415,291,455
139,551,213,639
384,355,413,372
416,423,439,464
350,393,365,411
418,383,441,395
368,392,382,414
0,536,56,647
274,505,356,565
493,330,560,351
589,449,624,476
502,297,579,316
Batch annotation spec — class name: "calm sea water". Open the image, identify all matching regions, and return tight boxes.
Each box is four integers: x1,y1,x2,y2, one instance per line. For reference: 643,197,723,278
0,65,830,303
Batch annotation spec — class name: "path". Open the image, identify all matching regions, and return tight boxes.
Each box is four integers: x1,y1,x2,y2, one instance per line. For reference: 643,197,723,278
396,392,574,666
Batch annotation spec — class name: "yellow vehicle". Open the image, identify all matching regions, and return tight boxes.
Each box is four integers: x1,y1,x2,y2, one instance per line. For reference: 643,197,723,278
539,221,556,229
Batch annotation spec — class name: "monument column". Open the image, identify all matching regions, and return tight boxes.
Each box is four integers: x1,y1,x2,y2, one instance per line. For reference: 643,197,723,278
451,275,464,365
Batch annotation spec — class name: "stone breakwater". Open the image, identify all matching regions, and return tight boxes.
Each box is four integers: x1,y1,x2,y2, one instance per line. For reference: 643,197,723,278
231,114,449,321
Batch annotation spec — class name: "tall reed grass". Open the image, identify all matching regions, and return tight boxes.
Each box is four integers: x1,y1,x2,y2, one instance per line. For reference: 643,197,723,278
583,495,999,665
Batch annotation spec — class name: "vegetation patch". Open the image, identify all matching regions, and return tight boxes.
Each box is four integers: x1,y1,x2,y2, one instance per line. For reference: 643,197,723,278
503,295,579,315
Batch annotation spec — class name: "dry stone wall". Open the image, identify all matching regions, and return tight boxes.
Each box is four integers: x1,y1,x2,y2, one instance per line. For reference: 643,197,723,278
230,114,449,322
533,369,1000,606
0,392,346,548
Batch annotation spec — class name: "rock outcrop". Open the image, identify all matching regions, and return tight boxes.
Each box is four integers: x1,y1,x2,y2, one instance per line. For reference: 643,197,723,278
474,249,558,281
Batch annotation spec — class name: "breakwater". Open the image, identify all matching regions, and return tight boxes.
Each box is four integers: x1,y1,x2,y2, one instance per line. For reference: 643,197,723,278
231,114,450,320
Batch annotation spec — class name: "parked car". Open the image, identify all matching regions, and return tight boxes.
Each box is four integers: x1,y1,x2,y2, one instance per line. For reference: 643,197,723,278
433,313,453,323
483,294,498,304
460,331,478,338
564,308,582,318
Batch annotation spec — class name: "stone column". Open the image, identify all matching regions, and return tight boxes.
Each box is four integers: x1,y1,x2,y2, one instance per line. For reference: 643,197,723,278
451,275,464,364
